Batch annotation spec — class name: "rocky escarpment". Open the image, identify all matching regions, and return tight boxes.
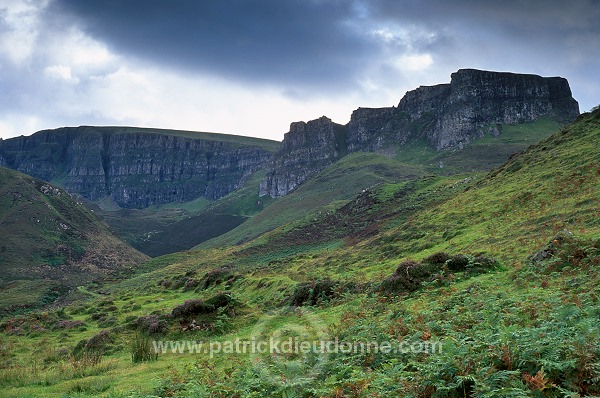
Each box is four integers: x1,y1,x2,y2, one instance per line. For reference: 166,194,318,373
348,69,580,151
259,116,346,197
260,69,579,197
0,127,277,208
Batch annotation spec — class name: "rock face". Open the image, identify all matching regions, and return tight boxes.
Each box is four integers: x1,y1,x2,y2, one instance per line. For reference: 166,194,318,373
421,69,580,149
1,69,580,202
260,69,579,197
0,127,276,208
259,116,346,197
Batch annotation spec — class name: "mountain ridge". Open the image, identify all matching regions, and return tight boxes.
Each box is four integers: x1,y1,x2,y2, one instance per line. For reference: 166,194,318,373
0,69,580,209
260,68,579,197
0,126,277,208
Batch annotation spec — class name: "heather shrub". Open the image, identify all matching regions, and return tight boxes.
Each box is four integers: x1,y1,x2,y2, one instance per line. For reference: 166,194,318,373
171,299,212,318
288,279,337,306
131,314,171,335
446,254,469,271
379,260,424,294
423,251,451,265
72,330,113,363
202,268,240,289
171,293,233,318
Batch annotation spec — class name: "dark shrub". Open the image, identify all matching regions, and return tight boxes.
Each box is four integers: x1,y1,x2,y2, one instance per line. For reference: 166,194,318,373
170,275,187,290
380,260,423,294
203,268,234,289
204,292,233,310
131,314,171,334
97,315,118,328
89,311,108,321
446,254,469,271
171,293,233,318
86,329,112,349
183,278,200,291
470,255,499,270
171,299,211,318
72,329,113,362
288,279,337,307
53,320,85,331
160,274,188,290
423,252,451,265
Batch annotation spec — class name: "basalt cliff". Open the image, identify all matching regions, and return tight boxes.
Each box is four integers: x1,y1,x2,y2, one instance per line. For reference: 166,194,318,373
259,69,579,197
0,69,580,204
0,127,277,208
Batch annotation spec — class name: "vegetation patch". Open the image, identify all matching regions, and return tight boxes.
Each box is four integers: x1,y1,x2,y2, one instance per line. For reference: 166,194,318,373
288,279,338,307
201,267,241,289
379,254,499,295
171,292,233,319
72,329,113,363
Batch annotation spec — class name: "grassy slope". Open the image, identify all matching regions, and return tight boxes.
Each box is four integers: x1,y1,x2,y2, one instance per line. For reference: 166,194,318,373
1,111,599,397
197,152,425,248
0,167,147,312
199,118,562,250
93,118,561,257
394,117,562,173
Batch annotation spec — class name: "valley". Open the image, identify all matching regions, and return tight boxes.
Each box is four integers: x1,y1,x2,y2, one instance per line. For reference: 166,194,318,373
0,70,598,397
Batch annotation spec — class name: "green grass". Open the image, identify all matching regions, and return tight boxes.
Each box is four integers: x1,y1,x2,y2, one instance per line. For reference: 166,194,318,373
198,152,425,248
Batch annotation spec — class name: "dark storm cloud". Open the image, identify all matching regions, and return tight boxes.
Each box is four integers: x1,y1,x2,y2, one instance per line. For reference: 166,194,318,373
368,0,600,39
2,0,597,139
48,0,599,94
48,0,385,89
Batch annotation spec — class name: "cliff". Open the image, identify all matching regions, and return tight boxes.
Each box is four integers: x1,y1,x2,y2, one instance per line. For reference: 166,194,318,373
260,69,579,197
349,69,580,151
0,127,278,208
259,116,346,197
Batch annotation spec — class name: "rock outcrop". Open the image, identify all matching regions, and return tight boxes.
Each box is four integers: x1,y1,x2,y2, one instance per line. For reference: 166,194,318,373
347,69,580,151
0,127,276,208
421,69,580,149
260,69,579,197
259,116,346,197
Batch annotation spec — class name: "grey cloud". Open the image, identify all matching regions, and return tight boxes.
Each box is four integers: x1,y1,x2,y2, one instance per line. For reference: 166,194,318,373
47,0,387,90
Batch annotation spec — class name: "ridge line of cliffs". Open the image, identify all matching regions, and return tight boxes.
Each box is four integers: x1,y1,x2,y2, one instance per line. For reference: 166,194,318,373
259,69,579,197
0,127,275,208
0,69,580,205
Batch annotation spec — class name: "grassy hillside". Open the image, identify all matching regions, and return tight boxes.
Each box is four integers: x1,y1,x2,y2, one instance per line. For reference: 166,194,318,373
0,167,147,313
198,152,425,248
91,118,562,257
0,110,598,397
395,117,563,173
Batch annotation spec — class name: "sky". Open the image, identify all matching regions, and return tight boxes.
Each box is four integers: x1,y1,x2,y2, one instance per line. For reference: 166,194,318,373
0,0,598,141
